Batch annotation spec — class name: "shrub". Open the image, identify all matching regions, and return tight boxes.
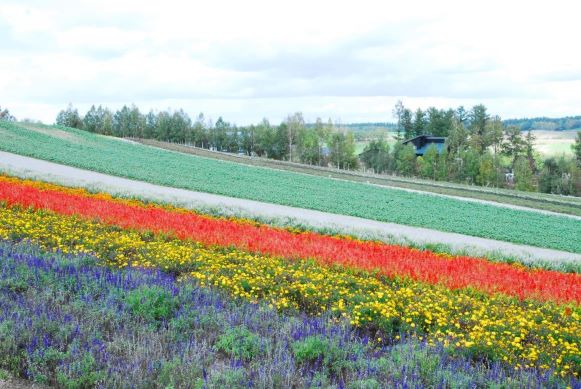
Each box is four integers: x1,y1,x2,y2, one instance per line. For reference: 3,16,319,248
214,326,261,361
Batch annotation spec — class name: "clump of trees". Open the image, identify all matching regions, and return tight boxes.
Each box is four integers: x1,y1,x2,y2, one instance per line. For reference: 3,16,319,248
360,101,581,196
0,106,16,122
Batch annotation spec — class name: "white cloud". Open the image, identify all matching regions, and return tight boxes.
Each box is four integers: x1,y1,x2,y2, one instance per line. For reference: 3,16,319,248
1,0,580,124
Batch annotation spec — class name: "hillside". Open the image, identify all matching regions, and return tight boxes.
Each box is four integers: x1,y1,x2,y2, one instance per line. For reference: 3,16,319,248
135,138,581,216
0,121,580,253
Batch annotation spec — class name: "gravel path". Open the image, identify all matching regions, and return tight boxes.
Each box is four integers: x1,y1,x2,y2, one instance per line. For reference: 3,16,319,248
1,151,580,264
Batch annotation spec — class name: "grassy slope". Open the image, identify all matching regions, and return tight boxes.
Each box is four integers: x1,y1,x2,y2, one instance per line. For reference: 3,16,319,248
137,138,581,216
1,121,580,253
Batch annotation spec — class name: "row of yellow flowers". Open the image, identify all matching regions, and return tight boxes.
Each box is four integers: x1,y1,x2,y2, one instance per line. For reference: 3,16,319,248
1,204,579,377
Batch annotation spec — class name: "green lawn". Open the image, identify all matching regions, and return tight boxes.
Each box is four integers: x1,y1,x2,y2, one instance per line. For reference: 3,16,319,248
1,121,580,253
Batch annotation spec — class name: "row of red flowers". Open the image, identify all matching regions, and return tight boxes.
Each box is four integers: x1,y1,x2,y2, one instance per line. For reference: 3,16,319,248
1,175,579,304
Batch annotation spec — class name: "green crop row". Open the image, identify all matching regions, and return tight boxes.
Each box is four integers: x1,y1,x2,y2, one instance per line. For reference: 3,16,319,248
1,121,580,253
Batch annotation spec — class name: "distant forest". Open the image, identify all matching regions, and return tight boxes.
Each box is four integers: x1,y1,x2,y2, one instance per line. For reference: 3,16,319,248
340,116,581,133
503,116,581,131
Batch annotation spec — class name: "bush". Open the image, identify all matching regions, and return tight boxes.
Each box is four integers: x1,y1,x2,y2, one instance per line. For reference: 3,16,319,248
125,285,178,323
214,326,261,361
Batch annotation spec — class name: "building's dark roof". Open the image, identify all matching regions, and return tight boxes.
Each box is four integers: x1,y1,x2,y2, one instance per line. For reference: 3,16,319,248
402,134,447,156
402,135,446,145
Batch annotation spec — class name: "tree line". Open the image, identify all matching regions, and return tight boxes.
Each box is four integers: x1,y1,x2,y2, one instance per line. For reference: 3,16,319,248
504,116,581,132
55,104,360,169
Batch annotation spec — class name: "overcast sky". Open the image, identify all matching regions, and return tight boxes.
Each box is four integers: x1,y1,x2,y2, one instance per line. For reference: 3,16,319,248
1,0,581,125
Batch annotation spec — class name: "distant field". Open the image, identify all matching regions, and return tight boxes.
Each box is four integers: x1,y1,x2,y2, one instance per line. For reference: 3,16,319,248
1,121,580,253
355,129,577,157
533,130,577,156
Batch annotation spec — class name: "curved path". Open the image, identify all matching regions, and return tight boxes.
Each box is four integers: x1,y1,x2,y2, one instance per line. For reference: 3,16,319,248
1,151,580,264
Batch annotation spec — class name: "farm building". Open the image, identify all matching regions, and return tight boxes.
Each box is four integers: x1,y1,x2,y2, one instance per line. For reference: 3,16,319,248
402,135,447,156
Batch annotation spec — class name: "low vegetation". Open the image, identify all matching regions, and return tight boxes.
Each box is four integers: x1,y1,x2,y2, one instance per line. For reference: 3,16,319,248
1,122,579,253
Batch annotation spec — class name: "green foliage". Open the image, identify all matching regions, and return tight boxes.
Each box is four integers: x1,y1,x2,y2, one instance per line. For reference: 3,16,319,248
360,138,390,173
573,131,581,166
292,336,354,375
502,126,526,167
395,143,416,176
417,144,439,180
538,156,580,196
1,121,580,253
125,285,178,322
514,157,535,192
329,131,359,169
0,106,15,122
56,104,83,129
214,327,261,361
56,353,105,389
476,153,498,187
504,115,581,131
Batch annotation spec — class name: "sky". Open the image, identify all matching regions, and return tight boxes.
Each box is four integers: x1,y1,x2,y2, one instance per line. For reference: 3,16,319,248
1,0,581,125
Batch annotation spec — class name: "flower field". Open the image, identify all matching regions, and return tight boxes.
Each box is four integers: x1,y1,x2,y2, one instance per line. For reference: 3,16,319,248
1,241,573,388
2,121,580,254
0,175,579,303
0,174,579,386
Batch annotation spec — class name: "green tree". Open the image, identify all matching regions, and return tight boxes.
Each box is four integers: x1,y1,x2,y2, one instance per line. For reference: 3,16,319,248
455,106,468,124
476,153,497,187
538,157,576,195
392,100,405,141
395,143,416,176
82,105,100,133
297,127,320,164
360,139,390,174
572,131,581,167
413,108,427,137
239,125,256,156
418,144,439,180
502,126,525,168
143,110,157,139
128,105,145,138
285,112,304,161
191,113,208,148
155,111,172,141
213,117,231,151
56,103,83,129
426,108,453,137
329,131,358,169
523,130,537,173
0,106,15,121
468,104,490,154
462,149,481,184
486,115,504,158
445,119,468,162
100,107,114,135
113,105,132,137
401,108,414,140
169,109,192,144
514,157,535,191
